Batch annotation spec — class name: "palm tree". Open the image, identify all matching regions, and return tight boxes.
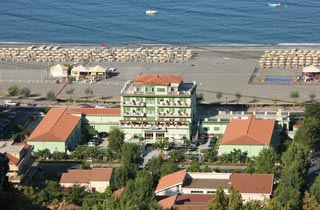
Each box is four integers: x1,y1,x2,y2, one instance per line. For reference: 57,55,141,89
309,93,316,102
235,92,242,104
216,92,223,102
153,138,169,157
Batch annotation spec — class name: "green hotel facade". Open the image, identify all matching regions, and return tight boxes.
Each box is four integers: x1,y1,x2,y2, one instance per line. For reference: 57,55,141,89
119,75,197,142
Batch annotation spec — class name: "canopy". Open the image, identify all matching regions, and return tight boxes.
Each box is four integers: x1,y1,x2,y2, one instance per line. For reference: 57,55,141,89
50,64,68,71
302,65,320,73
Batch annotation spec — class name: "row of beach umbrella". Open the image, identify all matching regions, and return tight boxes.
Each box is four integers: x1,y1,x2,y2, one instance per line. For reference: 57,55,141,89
0,45,193,63
258,49,320,69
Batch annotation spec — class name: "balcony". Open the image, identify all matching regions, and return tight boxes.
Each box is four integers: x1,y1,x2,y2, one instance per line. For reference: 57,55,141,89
157,101,189,107
122,101,145,107
119,120,189,129
123,112,145,117
157,112,190,118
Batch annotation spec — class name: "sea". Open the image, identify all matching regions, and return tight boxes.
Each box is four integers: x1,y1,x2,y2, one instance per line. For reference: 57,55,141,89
0,0,319,45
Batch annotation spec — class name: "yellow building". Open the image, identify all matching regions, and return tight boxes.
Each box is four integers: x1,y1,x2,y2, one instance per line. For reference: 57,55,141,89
71,65,107,82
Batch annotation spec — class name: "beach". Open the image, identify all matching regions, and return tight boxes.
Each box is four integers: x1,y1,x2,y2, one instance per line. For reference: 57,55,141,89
0,44,320,104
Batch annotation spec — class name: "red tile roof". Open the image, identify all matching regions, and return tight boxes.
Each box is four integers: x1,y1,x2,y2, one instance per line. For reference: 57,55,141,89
60,168,113,184
6,153,19,165
156,169,187,193
133,74,183,86
158,195,177,210
28,108,81,142
221,115,275,145
173,205,207,210
114,187,125,199
67,108,121,116
175,194,213,204
230,173,274,194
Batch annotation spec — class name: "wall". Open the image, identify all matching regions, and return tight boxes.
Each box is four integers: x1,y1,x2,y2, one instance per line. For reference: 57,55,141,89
28,141,66,153
156,185,180,196
218,145,269,157
90,181,109,193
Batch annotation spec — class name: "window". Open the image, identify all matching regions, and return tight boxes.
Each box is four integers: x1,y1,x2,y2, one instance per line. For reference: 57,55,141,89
145,133,153,140
156,133,164,139
207,191,216,194
157,88,165,92
214,127,220,131
191,191,204,194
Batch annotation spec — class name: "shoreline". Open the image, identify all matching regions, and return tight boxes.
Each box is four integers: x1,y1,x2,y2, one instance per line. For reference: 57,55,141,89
1,42,320,52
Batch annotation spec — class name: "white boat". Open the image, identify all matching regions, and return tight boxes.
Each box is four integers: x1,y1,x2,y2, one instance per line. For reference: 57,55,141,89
268,3,281,8
145,10,158,15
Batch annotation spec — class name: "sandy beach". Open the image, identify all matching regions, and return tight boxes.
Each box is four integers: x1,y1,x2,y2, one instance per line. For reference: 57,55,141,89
0,43,320,104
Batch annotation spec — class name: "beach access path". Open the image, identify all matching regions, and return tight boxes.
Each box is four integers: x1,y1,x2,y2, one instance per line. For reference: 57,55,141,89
0,45,320,104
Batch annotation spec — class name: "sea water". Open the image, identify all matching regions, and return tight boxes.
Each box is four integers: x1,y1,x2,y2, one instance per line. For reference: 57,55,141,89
0,0,319,45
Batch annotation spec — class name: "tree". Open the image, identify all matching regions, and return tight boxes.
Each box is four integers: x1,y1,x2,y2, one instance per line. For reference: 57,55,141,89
303,191,320,210
216,92,223,102
153,138,169,155
65,87,75,100
243,200,265,210
202,164,212,172
72,145,87,159
46,91,56,101
34,148,51,160
207,188,228,210
290,90,300,106
51,151,65,160
188,162,201,172
275,144,308,210
121,143,141,166
160,162,179,177
85,87,94,99
147,157,164,187
108,128,124,155
308,93,316,102
228,187,243,210
310,174,320,202
168,149,185,162
8,85,20,96
40,180,62,205
65,185,88,206
254,147,276,174
20,87,31,98
235,91,242,104
304,102,320,121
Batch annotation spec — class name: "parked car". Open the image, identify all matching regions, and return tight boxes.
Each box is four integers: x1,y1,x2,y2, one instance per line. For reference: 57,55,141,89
4,100,18,107
216,107,230,112
99,132,109,138
208,137,217,149
108,67,117,72
95,104,106,109
188,142,198,151
198,136,207,144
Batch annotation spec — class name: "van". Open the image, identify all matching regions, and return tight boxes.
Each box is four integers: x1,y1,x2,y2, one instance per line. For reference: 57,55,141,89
5,100,17,107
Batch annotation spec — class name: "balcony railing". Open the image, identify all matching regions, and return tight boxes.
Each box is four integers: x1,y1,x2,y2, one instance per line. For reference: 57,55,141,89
120,121,189,129
123,112,145,117
157,112,190,117
157,102,189,107
122,101,145,107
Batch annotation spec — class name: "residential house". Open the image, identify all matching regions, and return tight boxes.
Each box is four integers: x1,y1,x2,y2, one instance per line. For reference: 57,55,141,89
27,108,120,153
27,108,81,153
0,141,33,183
200,109,290,135
218,115,277,157
59,168,113,193
155,170,274,203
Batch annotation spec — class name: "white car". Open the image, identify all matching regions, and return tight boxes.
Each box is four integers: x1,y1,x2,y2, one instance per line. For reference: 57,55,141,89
108,67,117,72
4,100,17,107
95,104,106,109
216,107,230,112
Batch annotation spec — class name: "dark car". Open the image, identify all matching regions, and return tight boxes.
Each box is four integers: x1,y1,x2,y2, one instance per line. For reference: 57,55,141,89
208,137,217,149
99,131,109,138
198,136,207,145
